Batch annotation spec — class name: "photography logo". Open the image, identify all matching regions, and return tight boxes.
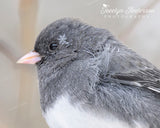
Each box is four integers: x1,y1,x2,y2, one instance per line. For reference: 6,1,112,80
100,3,155,18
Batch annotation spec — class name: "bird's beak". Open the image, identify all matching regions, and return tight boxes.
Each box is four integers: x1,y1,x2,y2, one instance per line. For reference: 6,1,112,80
17,51,41,64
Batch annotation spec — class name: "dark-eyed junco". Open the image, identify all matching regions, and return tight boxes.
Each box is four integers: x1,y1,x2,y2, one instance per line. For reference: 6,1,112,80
17,18,160,128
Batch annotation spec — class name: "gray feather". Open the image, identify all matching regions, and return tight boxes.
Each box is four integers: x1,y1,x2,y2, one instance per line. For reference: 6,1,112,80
34,18,160,128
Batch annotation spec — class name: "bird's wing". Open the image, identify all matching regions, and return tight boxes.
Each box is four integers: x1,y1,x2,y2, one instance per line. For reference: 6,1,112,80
99,41,160,93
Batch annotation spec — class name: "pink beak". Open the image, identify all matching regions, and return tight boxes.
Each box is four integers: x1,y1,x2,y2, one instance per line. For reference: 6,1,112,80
17,51,41,64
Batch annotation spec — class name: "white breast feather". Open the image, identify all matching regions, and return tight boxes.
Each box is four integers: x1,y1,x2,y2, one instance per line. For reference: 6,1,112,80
44,96,148,128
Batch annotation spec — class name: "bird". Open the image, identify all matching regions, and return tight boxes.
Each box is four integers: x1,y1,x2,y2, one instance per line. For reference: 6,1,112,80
17,18,160,128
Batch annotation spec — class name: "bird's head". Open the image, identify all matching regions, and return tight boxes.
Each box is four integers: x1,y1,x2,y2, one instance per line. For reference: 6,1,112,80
17,18,111,71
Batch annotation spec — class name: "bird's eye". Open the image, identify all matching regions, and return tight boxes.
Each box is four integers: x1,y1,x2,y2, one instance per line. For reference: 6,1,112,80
49,42,58,51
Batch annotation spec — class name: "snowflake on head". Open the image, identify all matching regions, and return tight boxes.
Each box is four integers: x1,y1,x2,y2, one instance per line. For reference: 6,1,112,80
57,34,70,45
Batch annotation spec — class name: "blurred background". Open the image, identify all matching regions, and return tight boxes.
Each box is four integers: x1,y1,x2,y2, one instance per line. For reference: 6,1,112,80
0,0,160,128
